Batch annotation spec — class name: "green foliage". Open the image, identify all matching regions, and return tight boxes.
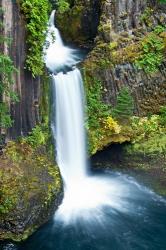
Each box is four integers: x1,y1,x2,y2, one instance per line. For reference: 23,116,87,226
23,125,49,149
131,115,161,143
112,87,134,122
0,16,19,129
0,103,13,128
50,0,70,11
135,33,165,73
158,0,166,3
0,140,62,224
56,0,70,13
153,25,166,35
20,0,51,76
159,106,166,126
85,76,110,130
0,168,19,214
84,73,110,153
140,7,154,26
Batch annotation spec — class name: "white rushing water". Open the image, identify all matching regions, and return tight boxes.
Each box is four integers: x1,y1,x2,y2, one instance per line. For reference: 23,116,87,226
52,69,87,185
44,11,165,224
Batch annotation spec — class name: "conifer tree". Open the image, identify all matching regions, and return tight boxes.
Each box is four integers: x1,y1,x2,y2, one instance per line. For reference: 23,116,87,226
112,87,134,122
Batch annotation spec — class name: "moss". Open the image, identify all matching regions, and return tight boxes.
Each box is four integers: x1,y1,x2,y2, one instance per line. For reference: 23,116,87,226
126,133,166,155
56,5,85,44
0,141,62,241
84,25,166,73
40,74,51,125
140,7,154,27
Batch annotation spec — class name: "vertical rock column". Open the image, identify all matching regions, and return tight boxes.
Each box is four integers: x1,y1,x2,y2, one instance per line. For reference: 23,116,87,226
0,0,41,139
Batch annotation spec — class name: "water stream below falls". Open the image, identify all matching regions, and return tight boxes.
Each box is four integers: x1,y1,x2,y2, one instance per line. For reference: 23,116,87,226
19,11,166,250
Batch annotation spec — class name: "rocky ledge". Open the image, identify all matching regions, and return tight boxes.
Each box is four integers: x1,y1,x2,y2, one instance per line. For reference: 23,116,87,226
0,141,63,242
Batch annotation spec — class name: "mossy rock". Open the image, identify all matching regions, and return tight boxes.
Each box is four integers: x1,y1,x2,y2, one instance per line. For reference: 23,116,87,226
0,141,63,242
56,0,101,46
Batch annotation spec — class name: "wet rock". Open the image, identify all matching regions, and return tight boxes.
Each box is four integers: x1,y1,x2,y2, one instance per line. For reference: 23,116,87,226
1,243,17,250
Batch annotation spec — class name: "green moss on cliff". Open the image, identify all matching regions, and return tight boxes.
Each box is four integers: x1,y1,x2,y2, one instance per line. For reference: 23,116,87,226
0,11,19,131
56,5,85,44
0,137,62,241
19,0,51,76
126,134,166,155
83,71,134,154
84,25,166,73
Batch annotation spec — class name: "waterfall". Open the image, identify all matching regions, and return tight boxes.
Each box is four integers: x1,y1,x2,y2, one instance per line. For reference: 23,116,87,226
44,11,148,223
44,10,128,223
44,10,80,74
45,10,87,189
17,11,166,250
52,69,87,187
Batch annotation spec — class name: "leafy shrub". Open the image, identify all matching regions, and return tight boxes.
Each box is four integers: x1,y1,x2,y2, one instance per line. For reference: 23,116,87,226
140,7,154,26
105,116,121,134
131,115,160,143
20,0,51,76
24,125,49,148
158,106,166,126
153,25,166,35
135,33,165,73
0,103,13,128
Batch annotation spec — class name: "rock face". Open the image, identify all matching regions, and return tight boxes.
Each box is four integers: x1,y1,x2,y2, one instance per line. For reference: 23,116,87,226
90,62,166,116
91,0,166,115
0,0,41,139
57,0,166,115
56,0,101,46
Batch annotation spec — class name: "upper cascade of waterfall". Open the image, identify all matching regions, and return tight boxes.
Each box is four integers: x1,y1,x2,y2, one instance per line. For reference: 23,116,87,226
44,10,87,188
44,11,82,73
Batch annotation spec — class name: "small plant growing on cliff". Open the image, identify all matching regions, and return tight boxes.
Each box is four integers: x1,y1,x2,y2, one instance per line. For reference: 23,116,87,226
153,25,166,35
105,116,121,134
131,115,160,143
24,125,49,148
159,106,166,126
135,33,164,73
140,7,154,26
112,87,134,122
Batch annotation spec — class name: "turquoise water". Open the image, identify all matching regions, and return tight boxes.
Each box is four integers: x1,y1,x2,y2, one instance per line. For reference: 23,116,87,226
17,171,166,250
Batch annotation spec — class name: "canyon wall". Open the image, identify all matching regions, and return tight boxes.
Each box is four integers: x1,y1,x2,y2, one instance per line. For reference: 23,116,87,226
57,0,166,115
0,0,41,140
